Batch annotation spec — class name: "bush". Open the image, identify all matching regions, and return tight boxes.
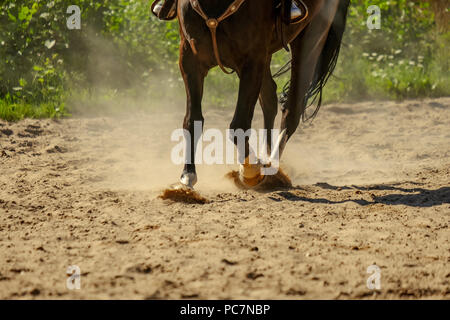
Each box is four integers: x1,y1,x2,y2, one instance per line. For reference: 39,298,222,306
324,0,449,101
0,0,448,120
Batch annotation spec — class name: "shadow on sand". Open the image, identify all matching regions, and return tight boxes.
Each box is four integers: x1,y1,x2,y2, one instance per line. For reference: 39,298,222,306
269,182,450,208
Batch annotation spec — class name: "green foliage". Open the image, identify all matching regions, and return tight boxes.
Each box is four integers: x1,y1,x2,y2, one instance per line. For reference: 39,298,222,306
324,0,449,101
0,0,448,121
1,1,65,105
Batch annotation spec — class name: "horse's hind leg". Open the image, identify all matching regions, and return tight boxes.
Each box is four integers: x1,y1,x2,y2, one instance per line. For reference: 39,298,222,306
179,46,207,188
259,62,278,156
279,1,339,156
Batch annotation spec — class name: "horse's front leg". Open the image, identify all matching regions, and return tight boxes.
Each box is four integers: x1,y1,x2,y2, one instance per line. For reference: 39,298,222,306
179,44,207,188
230,59,267,187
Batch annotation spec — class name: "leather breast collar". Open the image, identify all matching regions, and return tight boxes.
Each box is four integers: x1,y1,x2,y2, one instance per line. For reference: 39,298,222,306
189,0,247,74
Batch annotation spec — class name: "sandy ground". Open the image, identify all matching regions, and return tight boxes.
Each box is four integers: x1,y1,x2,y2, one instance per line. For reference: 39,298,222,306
0,97,449,299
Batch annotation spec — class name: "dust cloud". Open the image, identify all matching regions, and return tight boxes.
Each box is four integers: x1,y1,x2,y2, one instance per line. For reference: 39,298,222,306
60,31,449,194
62,97,449,196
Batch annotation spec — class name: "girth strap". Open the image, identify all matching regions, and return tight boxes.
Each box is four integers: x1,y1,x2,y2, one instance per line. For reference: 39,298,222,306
189,0,246,74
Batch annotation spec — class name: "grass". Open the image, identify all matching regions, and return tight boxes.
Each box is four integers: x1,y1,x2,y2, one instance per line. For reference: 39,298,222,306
0,99,69,122
322,44,450,103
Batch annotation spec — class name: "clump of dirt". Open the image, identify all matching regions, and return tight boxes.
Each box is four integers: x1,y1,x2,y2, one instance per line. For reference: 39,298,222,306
159,187,209,204
225,167,292,191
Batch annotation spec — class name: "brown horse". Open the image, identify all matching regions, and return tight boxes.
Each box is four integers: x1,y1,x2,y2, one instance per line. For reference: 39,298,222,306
172,0,350,188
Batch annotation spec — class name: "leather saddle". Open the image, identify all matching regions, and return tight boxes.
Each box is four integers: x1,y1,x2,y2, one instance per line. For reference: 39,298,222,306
151,0,307,25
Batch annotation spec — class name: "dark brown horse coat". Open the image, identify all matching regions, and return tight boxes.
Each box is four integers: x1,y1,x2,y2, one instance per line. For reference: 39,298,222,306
169,0,350,188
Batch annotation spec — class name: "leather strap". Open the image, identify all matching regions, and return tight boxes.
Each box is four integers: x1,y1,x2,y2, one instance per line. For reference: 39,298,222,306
277,0,309,52
190,0,246,74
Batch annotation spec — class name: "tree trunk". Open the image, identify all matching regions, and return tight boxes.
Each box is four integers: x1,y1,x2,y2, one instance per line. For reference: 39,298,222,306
428,0,449,32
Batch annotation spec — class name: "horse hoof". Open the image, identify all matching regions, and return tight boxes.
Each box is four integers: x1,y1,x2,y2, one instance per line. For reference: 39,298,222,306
239,173,267,188
180,172,197,189
169,182,193,191
239,162,266,188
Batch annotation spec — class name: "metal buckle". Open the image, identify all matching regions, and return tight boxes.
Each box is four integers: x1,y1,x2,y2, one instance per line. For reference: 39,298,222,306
206,18,218,28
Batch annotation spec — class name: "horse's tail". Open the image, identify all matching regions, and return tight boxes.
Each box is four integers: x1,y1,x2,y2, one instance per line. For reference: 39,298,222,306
276,0,350,121
302,0,350,121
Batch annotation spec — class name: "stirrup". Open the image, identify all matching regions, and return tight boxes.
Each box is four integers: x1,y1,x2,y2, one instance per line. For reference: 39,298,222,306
290,0,308,24
153,2,163,15
151,0,177,20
